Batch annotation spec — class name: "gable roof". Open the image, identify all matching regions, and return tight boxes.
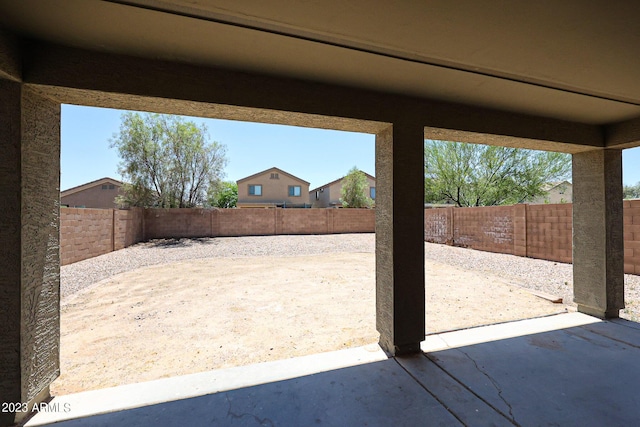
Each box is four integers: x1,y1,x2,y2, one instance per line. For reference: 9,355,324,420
61,177,123,197
309,171,376,193
236,167,310,186
542,180,572,191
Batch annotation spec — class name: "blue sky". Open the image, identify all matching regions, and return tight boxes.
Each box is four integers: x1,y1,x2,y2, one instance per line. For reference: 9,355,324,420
60,105,375,191
61,104,640,191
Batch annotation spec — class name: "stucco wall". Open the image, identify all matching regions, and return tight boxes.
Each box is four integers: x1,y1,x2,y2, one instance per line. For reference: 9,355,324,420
311,176,376,208
0,80,22,423
61,184,121,209
20,88,61,406
237,169,310,206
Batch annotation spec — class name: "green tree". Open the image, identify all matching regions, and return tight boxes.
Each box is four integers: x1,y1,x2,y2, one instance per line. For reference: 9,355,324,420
340,167,373,208
624,182,640,199
424,140,571,207
208,181,238,208
111,112,227,208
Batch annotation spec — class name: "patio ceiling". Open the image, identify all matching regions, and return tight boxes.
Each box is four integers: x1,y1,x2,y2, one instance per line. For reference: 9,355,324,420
1,0,640,125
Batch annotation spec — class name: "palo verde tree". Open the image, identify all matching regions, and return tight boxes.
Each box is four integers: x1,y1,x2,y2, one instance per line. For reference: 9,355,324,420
208,181,238,208
424,140,571,207
624,182,640,199
340,167,373,208
111,112,227,208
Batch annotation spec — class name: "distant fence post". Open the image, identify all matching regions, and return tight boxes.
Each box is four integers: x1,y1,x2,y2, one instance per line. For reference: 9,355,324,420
513,204,528,257
141,208,146,242
446,207,454,245
111,208,116,252
215,208,219,237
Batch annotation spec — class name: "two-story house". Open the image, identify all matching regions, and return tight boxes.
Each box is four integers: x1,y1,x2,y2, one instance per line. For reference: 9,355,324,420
236,167,310,208
528,180,573,204
60,177,123,209
309,171,376,208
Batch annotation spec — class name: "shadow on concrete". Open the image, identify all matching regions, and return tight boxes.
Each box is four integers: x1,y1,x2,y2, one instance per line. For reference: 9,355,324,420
141,238,216,249
25,313,640,427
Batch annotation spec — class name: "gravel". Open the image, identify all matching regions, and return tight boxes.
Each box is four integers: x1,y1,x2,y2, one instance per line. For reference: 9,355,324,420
61,233,640,320
60,234,374,298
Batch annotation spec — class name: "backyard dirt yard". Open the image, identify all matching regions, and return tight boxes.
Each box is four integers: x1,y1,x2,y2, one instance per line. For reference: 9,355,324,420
52,234,570,396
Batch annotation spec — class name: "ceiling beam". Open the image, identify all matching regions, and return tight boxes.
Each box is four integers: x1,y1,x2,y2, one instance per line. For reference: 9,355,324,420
22,40,603,152
0,29,21,82
606,117,640,149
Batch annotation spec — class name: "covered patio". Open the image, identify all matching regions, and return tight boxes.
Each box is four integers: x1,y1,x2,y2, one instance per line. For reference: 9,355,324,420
25,313,640,426
2,2,640,425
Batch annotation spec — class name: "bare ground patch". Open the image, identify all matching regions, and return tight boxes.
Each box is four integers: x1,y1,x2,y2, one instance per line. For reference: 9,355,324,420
52,251,565,395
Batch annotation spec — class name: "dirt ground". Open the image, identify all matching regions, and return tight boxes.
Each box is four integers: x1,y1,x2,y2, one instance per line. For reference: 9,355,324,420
51,253,567,395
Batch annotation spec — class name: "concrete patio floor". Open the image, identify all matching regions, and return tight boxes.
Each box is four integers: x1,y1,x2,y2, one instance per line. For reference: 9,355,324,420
24,312,640,427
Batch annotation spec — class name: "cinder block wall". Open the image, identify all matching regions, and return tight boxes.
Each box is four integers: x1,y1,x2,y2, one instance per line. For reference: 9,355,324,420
453,205,514,254
332,208,376,233
142,208,377,237
63,202,640,274
143,208,213,240
61,207,376,265
423,200,640,274
216,209,277,236
60,208,115,265
624,199,640,274
114,208,144,250
279,209,329,234
424,208,451,244
526,204,572,263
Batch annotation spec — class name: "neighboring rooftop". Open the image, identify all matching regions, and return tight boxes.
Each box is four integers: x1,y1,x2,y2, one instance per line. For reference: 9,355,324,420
236,167,310,185
60,177,123,197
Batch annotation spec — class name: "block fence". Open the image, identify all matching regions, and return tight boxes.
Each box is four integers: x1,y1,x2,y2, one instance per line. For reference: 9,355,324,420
424,199,640,274
60,207,375,265
61,201,640,273
60,208,144,265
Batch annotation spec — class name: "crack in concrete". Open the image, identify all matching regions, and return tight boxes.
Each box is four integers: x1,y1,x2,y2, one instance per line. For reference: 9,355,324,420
578,324,640,350
455,348,519,426
225,395,276,426
394,358,469,426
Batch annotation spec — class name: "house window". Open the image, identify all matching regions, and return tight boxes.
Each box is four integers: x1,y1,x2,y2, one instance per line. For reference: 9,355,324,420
249,184,262,196
370,187,376,199
101,184,108,190
270,173,279,179
288,185,301,197
108,184,115,190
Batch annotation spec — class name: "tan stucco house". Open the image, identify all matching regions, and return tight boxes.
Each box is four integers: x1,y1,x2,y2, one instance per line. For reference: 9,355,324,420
60,177,123,209
236,167,310,208
529,180,573,204
310,172,376,208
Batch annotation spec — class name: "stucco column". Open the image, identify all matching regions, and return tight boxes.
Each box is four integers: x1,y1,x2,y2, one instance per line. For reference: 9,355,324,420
572,149,624,318
0,81,61,426
376,123,425,355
